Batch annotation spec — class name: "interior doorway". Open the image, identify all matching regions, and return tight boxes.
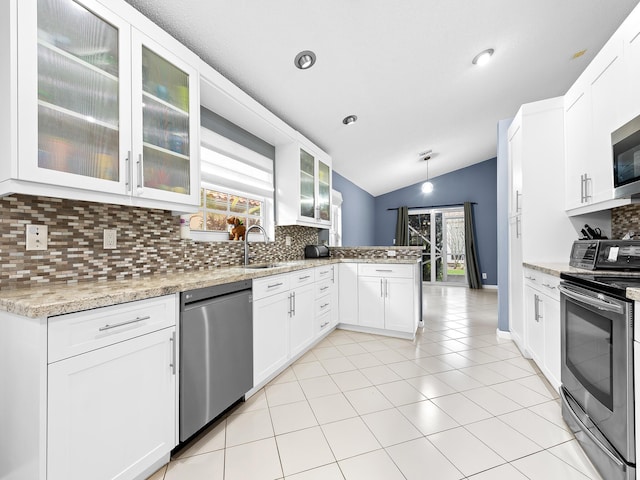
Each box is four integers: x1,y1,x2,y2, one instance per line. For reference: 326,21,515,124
408,207,467,285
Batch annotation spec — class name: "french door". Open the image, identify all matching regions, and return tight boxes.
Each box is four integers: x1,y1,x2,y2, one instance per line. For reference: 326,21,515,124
408,207,467,285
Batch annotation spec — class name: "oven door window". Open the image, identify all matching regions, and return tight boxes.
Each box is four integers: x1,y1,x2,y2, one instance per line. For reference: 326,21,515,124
565,301,613,410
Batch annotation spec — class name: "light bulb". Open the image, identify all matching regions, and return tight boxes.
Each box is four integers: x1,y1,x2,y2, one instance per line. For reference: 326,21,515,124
422,181,434,194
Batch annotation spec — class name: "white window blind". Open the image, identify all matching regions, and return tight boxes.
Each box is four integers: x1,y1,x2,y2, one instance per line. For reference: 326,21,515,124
200,127,274,198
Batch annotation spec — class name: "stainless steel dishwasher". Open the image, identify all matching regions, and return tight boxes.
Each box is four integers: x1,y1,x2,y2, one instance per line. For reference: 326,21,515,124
179,280,253,442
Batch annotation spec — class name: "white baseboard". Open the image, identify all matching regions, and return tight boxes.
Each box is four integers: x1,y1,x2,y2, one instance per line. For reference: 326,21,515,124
496,328,511,339
482,284,498,290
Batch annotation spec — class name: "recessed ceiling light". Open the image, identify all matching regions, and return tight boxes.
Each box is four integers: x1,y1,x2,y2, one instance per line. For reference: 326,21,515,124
294,50,316,70
472,48,495,66
342,115,358,125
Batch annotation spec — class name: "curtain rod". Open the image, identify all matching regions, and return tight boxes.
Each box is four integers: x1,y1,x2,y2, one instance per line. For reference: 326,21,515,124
387,202,477,211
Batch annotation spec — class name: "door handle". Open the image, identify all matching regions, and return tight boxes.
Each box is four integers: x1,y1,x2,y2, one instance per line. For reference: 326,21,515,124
125,150,131,192
136,153,143,189
292,291,296,316
380,278,383,297
534,294,541,322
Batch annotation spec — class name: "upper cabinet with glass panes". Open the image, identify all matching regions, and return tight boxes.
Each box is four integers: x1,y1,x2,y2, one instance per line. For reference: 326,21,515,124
2,0,200,212
275,140,332,228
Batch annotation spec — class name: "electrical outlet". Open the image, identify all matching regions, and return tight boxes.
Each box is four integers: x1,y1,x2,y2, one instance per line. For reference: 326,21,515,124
387,250,397,257
482,272,487,279
103,229,117,249
25,224,48,251
285,236,292,246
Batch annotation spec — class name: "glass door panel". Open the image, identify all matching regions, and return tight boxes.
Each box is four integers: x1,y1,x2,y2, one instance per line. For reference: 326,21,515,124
409,208,466,285
317,160,330,221
300,149,315,219
37,0,120,181
141,46,191,194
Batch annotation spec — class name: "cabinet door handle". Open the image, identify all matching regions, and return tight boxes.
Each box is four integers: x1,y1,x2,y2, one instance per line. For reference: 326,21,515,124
125,150,131,192
320,286,329,291
534,294,542,322
169,331,176,375
524,275,535,280
136,154,143,189
380,279,384,297
267,282,284,289
299,275,312,280
375,269,393,272
384,279,389,298
516,190,522,213
98,315,151,331
542,283,556,290
580,174,585,203
516,217,521,239
320,303,330,309
585,174,592,201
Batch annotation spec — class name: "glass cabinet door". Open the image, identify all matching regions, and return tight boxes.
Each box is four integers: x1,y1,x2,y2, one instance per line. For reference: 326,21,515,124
300,149,316,219
139,45,191,195
317,160,331,222
34,0,124,186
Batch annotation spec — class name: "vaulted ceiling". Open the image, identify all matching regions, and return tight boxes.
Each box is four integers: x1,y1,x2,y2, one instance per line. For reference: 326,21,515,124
125,0,640,195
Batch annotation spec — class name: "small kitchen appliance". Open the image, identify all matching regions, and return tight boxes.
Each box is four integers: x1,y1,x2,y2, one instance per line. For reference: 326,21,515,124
304,244,330,258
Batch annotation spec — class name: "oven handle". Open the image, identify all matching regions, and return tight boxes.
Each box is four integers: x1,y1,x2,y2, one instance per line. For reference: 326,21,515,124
560,388,626,470
558,285,624,314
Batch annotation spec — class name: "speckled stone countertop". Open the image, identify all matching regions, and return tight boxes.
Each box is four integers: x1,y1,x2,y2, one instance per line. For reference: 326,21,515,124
523,262,640,301
0,257,421,318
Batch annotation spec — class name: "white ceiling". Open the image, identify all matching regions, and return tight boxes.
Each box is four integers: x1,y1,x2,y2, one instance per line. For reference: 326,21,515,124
125,0,640,196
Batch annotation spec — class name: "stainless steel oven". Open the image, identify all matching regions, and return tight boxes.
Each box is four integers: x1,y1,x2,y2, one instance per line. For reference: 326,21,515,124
560,274,636,480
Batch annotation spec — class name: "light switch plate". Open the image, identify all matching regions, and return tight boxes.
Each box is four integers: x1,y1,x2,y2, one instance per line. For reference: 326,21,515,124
103,229,117,249
25,224,48,251
387,250,397,257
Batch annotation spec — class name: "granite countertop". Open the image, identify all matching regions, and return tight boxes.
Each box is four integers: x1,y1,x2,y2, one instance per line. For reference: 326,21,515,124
0,257,421,318
523,262,640,301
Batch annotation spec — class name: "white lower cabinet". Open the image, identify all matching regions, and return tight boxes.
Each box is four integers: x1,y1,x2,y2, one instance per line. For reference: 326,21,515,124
289,282,315,358
252,282,290,386
344,263,420,338
523,269,561,390
48,327,176,480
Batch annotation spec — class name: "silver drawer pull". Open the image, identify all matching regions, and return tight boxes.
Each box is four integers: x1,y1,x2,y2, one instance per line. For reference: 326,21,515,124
524,275,535,280
542,283,556,290
299,275,312,280
268,282,284,289
321,303,330,309
99,315,151,331
319,271,329,275
320,322,329,328
375,269,393,272
320,286,329,291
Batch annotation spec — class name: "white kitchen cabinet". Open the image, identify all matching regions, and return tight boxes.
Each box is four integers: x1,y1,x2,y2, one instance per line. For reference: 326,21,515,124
288,269,315,358
0,294,178,480
523,268,561,391
356,264,418,337
275,141,332,228
507,98,575,354
562,9,638,214
48,327,176,480
252,276,290,386
314,264,335,336
7,0,200,211
330,265,340,328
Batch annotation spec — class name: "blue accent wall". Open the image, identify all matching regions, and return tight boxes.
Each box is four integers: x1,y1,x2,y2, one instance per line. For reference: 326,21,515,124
332,172,376,246
497,119,513,331
372,158,498,286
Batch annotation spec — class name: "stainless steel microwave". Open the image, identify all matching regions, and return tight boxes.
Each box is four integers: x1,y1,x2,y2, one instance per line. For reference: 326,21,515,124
613,113,640,198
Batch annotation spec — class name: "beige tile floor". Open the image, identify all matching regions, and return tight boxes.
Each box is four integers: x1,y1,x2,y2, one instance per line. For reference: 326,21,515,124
147,285,603,480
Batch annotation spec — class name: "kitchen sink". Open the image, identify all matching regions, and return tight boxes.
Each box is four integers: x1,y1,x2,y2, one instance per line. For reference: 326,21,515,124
244,262,297,270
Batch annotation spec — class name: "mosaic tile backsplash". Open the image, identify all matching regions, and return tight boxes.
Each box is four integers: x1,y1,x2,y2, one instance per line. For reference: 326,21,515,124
0,195,319,289
612,204,640,239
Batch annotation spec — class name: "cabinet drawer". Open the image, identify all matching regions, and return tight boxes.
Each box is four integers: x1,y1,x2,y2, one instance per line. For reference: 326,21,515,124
315,279,332,299
317,311,332,334
253,274,290,300
315,297,332,317
48,295,177,363
358,263,413,278
289,269,315,288
523,269,560,301
315,265,333,282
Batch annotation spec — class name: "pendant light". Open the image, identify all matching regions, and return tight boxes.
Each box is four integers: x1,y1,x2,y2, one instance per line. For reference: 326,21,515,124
421,153,434,193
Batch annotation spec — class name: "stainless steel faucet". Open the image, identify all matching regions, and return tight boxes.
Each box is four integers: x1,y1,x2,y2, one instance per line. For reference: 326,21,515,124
244,224,268,265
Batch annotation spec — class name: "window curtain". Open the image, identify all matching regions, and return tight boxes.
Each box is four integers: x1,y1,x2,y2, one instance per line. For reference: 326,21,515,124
464,202,483,289
395,206,409,246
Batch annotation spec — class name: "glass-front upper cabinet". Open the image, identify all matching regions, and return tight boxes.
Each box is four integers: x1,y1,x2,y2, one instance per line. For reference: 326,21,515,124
132,30,199,205
18,0,131,195
300,149,316,219
317,160,331,222
16,0,200,208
